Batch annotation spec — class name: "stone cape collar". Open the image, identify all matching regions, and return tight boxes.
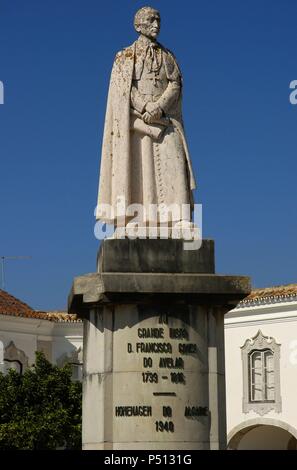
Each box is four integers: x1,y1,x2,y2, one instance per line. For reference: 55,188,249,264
136,34,159,48
129,39,180,82
114,40,181,83
134,39,163,78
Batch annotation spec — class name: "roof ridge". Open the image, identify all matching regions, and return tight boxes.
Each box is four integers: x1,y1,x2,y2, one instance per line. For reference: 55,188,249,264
237,283,297,308
0,291,81,322
37,310,81,323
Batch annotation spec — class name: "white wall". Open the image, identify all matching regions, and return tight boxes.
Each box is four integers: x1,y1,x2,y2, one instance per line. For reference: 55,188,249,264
225,301,297,440
0,314,83,369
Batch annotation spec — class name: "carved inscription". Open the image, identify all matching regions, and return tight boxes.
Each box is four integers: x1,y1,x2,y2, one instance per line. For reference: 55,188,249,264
185,406,209,417
115,406,152,417
114,318,208,436
138,328,164,338
159,357,184,368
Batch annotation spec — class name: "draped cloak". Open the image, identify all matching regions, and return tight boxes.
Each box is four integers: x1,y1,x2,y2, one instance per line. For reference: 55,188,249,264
96,40,196,223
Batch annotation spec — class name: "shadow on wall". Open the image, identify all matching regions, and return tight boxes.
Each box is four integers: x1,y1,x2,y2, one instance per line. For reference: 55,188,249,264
56,344,83,381
228,420,297,450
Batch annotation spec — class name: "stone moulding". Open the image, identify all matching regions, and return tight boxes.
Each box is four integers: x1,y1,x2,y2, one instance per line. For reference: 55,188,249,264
68,272,251,314
241,330,282,416
237,293,297,308
4,341,29,374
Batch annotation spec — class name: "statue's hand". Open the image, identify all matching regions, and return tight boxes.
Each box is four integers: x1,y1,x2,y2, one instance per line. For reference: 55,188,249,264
145,102,163,121
143,104,163,124
143,111,154,124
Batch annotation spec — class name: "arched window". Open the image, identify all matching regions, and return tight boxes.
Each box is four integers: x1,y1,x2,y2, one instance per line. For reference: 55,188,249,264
57,347,83,381
4,358,23,375
241,331,281,415
249,349,275,402
4,341,29,375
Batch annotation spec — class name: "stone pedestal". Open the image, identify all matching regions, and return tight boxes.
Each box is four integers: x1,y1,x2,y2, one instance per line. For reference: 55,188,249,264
68,239,250,450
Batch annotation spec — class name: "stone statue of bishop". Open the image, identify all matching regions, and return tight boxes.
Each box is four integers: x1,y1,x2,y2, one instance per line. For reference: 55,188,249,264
96,6,197,230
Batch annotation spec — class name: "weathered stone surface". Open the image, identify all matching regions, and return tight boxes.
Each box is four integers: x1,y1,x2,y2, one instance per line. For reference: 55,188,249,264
69,271,250,314
81,305,226,450
96,6,196,225
68,238,251,449
97,239,215,274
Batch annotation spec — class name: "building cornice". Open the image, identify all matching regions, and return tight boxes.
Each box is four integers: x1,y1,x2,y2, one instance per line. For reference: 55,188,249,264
236,293,297,309
0,313,82,337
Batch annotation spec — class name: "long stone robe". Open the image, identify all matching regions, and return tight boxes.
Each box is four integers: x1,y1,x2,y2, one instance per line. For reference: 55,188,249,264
96,38,196,224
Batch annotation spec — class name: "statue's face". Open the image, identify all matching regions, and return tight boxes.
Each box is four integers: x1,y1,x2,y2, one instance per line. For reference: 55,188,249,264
136,10,161,40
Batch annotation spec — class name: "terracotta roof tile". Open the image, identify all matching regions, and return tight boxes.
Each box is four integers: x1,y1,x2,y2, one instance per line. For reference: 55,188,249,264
0,290,81,322
0,289,36,317
38,311,81,323
238,283,297,308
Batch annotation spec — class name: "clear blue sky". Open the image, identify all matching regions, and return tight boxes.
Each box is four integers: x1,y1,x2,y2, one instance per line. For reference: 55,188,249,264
0,0,296,311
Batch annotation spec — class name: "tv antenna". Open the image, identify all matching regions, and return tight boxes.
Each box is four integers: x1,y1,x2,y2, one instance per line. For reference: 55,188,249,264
0,256,31,290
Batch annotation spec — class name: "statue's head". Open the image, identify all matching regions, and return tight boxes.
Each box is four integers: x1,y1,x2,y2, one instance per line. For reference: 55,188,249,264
134,6,161,40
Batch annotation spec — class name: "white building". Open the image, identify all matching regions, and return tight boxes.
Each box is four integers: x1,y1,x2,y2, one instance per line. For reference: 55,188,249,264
1,284,297,450
0,290,83,379
225,284,297,450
